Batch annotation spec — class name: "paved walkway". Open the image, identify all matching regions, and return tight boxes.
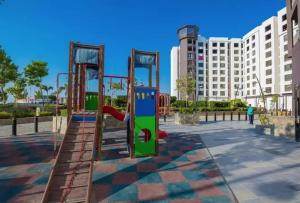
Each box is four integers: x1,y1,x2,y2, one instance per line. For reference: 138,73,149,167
0,121,52,137
199,121,300,203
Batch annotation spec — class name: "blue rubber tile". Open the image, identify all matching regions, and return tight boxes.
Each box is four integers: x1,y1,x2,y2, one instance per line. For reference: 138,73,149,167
138,172,162,183
109,184,138,201
201,195,233,203
182,170,208,181
167,183,197,199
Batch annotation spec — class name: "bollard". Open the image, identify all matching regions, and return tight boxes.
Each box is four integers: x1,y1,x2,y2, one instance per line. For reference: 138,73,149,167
223,112,225,121
238,112,241,121
205,112,208,122
214,112,217,122
12,117,17,136
34,116,39,133
245,112,248,121
230,112,233,121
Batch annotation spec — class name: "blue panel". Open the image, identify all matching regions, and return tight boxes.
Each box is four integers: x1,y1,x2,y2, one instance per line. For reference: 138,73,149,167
74,48,99,64
135,54,155,67
72,115,96,122
135,87,156,116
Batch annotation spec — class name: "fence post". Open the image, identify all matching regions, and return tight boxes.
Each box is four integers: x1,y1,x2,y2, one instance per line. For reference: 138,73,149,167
34,116,39,133
223,112,225,121
205,111,208,122
230,112,233,121
238,112,241,121
214,112,217,122
245,112,248,120
12,117,17,136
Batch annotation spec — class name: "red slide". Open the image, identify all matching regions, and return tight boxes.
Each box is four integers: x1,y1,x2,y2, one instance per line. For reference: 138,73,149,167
103,105,125,121
102,105,167,139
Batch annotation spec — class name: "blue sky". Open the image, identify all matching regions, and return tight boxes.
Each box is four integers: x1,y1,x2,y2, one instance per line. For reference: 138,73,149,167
0,0,285,95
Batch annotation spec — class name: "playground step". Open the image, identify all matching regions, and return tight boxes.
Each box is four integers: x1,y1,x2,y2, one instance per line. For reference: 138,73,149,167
47,186,88,202
51,172,89,189
55,162,90,175
58,150,93,163
70,122,96,128
64,133,95,143
61,142,93,152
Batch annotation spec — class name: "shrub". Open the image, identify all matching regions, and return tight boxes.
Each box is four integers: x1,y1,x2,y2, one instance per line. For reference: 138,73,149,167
178,108,199,114
170,96,177,104
60,109,67,117
0,112,12,119
259,114,270,125
112,95,127,107
171,100,187,108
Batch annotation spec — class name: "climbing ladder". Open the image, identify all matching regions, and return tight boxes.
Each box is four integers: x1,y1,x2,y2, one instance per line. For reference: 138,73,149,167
42,112,97,203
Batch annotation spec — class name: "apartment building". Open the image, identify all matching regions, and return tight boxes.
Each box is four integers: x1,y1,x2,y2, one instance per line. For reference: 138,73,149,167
170,7,297,110
170,47,179,97
176,25,199,100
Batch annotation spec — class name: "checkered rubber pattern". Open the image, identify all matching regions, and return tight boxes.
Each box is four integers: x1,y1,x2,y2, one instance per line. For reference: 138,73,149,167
0,130,236,202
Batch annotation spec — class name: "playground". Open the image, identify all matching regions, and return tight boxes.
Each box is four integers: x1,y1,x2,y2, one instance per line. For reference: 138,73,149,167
0,42,237,203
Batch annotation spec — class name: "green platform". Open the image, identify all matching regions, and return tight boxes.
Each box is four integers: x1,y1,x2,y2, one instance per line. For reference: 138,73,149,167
85,92,98,111
134,116,156,157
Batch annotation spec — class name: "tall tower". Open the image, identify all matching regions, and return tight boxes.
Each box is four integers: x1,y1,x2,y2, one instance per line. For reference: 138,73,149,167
177,25,199,100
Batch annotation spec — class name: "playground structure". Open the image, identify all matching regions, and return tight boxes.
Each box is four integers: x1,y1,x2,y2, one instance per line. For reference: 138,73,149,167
159,93,171,116
42,42,167,202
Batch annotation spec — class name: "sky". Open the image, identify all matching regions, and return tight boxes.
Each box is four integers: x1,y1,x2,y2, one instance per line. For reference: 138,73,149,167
0,0,286,96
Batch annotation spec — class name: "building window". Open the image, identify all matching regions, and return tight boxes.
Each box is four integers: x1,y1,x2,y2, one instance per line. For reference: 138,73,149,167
247,39,250,44
252,50,256,56
247,90,250,95
265,60,272,67
188,46,193,51
247,75,250,80
212,49,218,54
252,35,256,41
247,68,250,73
220,84,225,89
265,42,272,49
220,77,225,82
213,91,217,96
198,42,204,47
265,51,272,58
198,77,203,81
247,61,250,66
266,78,272,84
282,24,287,32
234,77,239,82
212,42,218,47
220,56,225,61
213,63,218,68
198,69,204,75
252,74,256,79
220,70,225,75
198,63,204,67
265,87,272,93
220,63,226,68
234,63,239,68
252,66,256,71
234,57,239,61
252,90,256,95
285,84,292,91
284,54,289,61
213,70,218,75
213,77,218,81
247,46,250,51
282,14,287,22
220,49,225,54
234,50,239,54
284,44,288,51
198,49,203,54
252,81,257,87
266,69,272,75
220,91,225,96
234,70,239,75
285,74,292,81
252,58,256,64
284,34,288,42
234,43,239,47
188,53,193,59
213,56,218,61
265,24,271,32
247,83,250,88
265,33,272,41
252,43,255,48
284,64,292,71
247,53,250,59
213,84,218,89
220,43,225,47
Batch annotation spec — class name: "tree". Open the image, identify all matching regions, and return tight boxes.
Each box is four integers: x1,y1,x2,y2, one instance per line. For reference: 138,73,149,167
7,75,27,104
24,61,48,104
41,85,53,99
176,76,196,106
272,95,279,113
0,46,18,103
109,82,124,106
